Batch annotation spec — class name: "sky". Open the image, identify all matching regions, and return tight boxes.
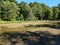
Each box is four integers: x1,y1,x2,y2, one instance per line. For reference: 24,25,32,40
16,0,60,7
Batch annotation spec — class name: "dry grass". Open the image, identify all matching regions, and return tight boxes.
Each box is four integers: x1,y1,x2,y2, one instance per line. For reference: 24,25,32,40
0,21,60,35
27,27,60,35
1,26,27,33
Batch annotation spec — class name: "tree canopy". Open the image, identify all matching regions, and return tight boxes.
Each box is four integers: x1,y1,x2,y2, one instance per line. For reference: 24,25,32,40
0,0,60,21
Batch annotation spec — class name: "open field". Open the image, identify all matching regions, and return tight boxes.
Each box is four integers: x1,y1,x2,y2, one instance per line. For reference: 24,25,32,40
0,21,60,45
0,20,60,27
0,20,60,35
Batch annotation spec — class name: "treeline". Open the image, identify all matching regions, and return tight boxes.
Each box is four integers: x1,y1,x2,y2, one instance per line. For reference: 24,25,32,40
0,0,60,21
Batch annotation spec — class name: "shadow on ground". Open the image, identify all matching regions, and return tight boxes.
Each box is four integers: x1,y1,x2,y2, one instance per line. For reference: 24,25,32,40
0,31,60,45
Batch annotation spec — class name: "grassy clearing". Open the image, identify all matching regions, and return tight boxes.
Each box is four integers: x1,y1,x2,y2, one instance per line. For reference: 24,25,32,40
27,27,60,35
0,20,60,34
0,20,60,24
0,21,60,44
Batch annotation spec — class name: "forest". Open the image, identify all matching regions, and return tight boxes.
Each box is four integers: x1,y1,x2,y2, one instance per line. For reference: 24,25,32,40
0,0,60,21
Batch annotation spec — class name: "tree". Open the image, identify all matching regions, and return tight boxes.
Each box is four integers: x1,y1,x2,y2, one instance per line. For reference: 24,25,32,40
18,14,24,21
0,1,60,21
52,7,59,20
40,3,49,20
58,10,60,19
0,8,2,20
19,1,36,21
31,2,44,20
58,3,60,10
29,2,33,7
0,1,19,21
48,8,53,20
57,3,60,20
0,0,18,4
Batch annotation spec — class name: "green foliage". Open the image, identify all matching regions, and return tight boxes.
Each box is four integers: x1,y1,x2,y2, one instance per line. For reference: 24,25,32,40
0,1,60,21
0,0,18,4
58,3,60,10
0,1,19,21
58,10,60,19
31,2,43,20
18,14,24,21
19,1,36,21
52,7,59,20
49,8,53,20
